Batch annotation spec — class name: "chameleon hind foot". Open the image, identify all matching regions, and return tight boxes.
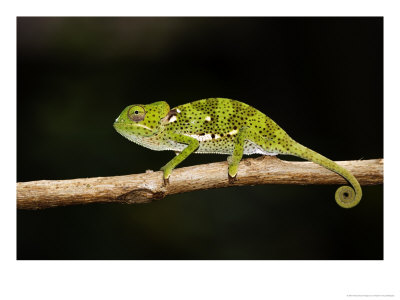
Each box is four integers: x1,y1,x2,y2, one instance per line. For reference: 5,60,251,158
227,156,239,184
228,173,237,184
160,165,171,186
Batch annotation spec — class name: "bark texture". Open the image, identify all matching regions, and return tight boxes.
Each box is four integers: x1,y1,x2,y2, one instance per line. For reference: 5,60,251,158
17,157,383,210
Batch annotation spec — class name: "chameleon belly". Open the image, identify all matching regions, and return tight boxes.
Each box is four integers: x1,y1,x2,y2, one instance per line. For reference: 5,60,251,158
165,135,278,155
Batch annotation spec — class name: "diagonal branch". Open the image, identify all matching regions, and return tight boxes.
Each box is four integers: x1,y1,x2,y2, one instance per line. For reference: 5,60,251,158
17,157,383,210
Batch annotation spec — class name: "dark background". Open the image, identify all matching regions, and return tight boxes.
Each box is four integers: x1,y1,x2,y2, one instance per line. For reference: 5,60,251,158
17,17,383,259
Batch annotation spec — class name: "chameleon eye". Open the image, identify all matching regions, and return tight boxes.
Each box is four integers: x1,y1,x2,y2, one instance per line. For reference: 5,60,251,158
128,105,146,122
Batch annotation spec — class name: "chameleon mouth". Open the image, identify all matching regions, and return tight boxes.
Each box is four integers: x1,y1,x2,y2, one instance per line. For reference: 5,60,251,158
113,122,154,135
113,122,131,134
113,121,123,130
113,122,124,133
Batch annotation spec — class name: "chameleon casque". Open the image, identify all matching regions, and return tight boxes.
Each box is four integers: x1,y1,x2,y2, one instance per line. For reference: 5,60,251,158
113,98,362,208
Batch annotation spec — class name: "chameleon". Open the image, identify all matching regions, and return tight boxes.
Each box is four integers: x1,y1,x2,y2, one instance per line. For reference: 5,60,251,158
113,98,362,208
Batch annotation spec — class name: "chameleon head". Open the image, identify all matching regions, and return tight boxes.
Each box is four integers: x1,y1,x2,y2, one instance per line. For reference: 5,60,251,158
113,101,170,139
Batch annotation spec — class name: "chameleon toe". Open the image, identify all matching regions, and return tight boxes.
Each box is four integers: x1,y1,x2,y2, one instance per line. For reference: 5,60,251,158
228,174,237,184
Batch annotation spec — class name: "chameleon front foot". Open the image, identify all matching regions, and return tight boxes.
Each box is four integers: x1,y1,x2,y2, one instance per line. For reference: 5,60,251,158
160,165,172,186
163,176,170,186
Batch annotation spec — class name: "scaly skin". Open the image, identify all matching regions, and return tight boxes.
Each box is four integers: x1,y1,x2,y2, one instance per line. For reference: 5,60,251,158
113,98,362,208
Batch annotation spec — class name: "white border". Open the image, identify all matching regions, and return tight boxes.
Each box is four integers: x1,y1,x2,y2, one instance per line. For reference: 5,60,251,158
2,1,398,299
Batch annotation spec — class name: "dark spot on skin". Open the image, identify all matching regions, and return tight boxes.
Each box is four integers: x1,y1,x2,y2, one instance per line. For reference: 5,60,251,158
211,134,215,139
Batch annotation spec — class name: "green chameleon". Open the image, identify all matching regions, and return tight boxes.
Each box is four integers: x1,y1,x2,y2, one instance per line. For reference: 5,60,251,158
113,98,362,208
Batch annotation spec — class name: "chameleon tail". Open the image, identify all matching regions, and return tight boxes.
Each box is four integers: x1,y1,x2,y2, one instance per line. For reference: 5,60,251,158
283,139,362,208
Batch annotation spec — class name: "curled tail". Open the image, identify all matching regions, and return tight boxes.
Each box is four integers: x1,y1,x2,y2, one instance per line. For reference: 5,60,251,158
281,138,362,208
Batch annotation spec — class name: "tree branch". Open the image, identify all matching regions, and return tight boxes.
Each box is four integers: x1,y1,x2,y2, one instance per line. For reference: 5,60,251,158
17,157,383,210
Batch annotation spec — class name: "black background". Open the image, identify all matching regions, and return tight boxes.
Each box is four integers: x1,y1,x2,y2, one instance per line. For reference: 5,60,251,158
17,17,383,259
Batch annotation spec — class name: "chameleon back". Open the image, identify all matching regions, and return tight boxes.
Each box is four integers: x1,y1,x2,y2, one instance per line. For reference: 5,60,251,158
162,98,285,155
